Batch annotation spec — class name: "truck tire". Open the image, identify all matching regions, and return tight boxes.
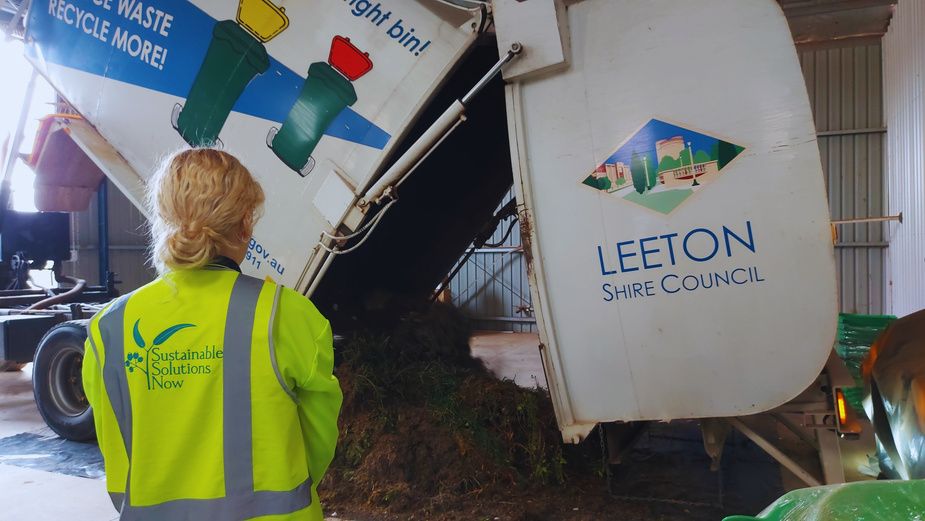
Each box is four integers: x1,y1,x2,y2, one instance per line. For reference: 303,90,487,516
32,320,95,441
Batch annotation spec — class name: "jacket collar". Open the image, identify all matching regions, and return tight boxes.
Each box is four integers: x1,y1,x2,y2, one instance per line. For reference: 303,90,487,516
206,256,242,273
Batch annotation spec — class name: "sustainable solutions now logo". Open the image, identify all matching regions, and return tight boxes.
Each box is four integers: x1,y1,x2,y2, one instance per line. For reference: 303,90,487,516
582,119,745,215
124,319,222,390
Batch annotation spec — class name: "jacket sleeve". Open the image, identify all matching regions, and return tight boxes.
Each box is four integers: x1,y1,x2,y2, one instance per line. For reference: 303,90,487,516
82,309,130,495
273,287,343,485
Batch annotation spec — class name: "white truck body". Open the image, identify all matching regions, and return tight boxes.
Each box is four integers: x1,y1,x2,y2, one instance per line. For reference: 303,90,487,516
22,0,837,443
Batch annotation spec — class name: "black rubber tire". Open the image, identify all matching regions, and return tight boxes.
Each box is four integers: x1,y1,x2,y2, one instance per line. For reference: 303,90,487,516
32,320,95,441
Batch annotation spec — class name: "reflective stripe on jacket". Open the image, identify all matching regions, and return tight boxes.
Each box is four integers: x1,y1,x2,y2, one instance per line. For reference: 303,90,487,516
83,268,341,521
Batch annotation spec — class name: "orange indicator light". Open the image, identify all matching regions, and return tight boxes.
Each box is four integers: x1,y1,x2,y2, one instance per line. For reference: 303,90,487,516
836,389,847,425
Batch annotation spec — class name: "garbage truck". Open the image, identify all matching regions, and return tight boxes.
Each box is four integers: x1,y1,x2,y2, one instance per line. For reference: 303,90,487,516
1,0,871,487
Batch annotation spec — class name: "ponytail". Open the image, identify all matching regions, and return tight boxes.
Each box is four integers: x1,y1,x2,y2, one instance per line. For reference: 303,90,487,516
147,148,265,274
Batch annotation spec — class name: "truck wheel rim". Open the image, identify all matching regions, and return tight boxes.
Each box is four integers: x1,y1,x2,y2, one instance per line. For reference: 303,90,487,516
47,346,88,417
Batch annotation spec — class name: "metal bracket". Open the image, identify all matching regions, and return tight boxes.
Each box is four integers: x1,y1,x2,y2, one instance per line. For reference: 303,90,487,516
700,418,731,471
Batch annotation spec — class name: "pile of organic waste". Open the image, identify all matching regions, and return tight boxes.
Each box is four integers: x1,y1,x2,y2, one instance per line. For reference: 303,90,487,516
316,302,635,521
317,303,789,521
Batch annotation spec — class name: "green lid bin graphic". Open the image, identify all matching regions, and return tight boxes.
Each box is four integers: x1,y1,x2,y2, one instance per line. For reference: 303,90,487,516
171,1,288,147
268,36,373,177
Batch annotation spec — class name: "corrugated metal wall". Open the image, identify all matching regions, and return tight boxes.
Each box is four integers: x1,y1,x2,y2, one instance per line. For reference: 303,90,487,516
61,180,155,293
883,0,925,317
799,41,887,315
447,188,536,332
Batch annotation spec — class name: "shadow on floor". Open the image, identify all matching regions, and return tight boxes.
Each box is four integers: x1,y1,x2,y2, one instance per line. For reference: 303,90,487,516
605,420,785,520
0,431,104,479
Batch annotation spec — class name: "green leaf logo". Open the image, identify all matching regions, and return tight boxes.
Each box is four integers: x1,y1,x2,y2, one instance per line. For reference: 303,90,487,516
133,319,145,348
153,324,196,346
127,320,198,390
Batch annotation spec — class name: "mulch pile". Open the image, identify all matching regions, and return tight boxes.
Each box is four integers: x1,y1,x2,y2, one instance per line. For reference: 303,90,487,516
317,303,647,521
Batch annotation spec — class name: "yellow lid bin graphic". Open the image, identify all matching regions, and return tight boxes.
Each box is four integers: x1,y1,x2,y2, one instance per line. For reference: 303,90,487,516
237,0,289,43
172,0,291,147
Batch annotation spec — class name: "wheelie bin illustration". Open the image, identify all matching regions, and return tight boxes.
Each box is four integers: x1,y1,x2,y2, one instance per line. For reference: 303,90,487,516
268,36,373,177
172,0,289,147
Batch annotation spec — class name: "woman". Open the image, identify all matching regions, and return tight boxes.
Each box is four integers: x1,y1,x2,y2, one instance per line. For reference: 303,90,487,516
82,148,342,520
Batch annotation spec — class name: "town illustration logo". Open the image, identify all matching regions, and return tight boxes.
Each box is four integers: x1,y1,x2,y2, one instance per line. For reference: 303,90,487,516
583,119,745,215
125,319,222,390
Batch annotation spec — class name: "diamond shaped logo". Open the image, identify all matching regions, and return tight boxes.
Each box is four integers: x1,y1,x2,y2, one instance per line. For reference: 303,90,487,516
582,119,745,215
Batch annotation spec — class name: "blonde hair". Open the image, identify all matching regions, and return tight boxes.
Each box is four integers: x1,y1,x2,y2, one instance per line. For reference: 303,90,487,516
147,148,265,274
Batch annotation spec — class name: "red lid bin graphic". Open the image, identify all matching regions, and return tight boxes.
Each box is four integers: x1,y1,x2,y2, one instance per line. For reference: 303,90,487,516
267,36,373,177
329,36,373,81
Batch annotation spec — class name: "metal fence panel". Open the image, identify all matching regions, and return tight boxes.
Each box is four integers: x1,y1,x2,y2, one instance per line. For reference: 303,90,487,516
448,188,536,332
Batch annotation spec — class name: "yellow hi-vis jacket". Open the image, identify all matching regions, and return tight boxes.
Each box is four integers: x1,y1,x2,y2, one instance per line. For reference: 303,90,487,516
82,266,342,521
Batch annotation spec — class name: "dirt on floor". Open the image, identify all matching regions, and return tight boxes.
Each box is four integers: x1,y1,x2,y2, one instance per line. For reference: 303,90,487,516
316,303,782,521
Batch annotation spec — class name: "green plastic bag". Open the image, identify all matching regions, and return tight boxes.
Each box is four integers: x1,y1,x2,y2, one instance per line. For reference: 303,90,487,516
723,479,925,521
835,313,896,416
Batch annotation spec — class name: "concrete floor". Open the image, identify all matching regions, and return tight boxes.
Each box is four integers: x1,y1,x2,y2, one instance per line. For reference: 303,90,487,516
0,364,119,521
468,331,547,389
